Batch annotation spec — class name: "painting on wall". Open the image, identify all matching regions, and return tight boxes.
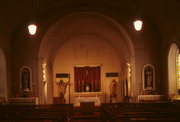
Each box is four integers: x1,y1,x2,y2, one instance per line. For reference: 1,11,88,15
142,64,155,90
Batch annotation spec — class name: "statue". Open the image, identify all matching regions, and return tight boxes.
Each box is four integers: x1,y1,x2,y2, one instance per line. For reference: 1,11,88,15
110,79,117,98
144,67,153,89
22,72,30,91
55,80,68,98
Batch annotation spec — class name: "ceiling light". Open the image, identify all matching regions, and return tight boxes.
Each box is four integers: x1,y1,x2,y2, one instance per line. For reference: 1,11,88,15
134,19,143,31
28,24,37,35
28,0,37,35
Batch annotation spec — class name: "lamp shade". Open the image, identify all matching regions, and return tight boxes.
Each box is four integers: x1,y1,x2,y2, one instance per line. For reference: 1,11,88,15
133,19,143,31
28,24,37,35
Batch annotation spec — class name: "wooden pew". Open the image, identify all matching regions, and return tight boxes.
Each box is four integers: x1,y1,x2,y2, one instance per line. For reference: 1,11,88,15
101,102,180,122
0,104,73,122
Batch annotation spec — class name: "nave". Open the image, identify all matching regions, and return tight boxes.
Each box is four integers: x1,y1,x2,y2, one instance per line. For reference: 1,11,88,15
1,101,180,122
0,1,180,122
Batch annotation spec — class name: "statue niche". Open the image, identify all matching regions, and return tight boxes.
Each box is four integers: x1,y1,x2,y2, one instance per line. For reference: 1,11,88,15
110,79,117,102
20,66,32,97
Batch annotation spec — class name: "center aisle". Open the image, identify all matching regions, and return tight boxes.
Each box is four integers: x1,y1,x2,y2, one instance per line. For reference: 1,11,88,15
71,106,102,122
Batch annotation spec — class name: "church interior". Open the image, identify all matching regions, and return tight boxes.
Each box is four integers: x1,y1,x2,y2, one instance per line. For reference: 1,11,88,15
0,0,180,121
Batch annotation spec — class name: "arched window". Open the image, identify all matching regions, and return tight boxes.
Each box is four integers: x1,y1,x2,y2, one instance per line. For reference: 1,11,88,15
0,49,7,99
168,43,180,95
176,50,180,89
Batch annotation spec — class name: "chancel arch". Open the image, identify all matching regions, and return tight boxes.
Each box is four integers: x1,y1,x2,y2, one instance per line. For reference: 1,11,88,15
38,12,135,104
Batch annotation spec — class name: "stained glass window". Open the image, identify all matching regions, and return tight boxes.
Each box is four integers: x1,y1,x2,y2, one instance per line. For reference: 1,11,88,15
176,51,180,89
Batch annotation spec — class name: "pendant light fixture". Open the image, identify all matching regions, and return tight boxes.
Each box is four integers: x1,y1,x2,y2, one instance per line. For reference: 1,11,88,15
133,0,143,31
134,19,143,31
28,0,37,35
28,24,37,35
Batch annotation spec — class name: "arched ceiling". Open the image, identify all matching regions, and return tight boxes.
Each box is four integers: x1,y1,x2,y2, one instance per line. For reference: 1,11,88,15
39,12,134,63
1,0,179,48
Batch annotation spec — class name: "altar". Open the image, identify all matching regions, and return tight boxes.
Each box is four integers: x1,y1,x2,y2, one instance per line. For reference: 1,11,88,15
8,97,39,105
74,92,103,106
138,95,165,102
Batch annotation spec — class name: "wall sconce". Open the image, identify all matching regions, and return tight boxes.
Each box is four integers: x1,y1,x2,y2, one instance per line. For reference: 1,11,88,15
42,63,47,82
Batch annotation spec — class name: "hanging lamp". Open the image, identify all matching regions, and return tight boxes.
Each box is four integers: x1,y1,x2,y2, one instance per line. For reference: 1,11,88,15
133,19,143,31
28,0,37,35
133,0,143,31
28,24,37,35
